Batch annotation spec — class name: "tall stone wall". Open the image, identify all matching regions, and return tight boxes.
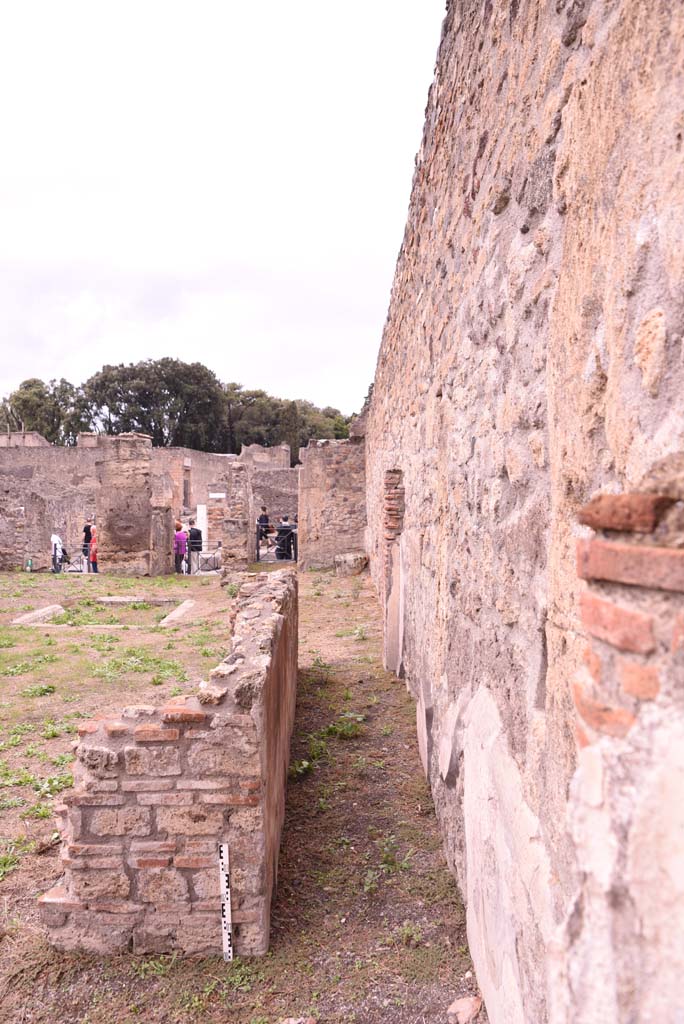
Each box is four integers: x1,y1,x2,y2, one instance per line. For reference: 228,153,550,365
0,443,100,571
39,571,298,956
298,439,367,570
365,3,684,1022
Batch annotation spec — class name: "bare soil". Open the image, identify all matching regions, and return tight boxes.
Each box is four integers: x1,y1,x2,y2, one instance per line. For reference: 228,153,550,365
0,568,482,1024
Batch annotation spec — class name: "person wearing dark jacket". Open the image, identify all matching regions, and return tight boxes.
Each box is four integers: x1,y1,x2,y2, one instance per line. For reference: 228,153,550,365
275,515,294,560
188,518,202,574
82,516,93,572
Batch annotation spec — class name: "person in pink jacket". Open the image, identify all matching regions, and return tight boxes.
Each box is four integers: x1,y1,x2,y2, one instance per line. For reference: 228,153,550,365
174,526,188,574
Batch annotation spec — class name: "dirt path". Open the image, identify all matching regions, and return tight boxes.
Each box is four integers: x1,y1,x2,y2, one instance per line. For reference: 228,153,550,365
0,568,482,1024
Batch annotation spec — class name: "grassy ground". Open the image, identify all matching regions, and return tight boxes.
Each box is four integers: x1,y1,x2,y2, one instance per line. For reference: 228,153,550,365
0,568,482,1024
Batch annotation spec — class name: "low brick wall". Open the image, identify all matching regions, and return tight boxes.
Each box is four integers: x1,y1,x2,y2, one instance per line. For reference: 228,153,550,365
39,570,298,956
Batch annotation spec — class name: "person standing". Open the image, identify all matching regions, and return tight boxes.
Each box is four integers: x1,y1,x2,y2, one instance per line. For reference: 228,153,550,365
50,531,63,573
89,526,99,573
82,516,93,572
174,524,188,574
188,518,202,574
257,506,273,550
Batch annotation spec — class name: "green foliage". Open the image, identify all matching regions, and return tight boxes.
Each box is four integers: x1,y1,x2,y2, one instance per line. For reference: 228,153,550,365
1,364,352,457
288,758,314,780
324,712,365,739
0,837,34,881
0,653,58,677
94,647,187,684
20,684,56,698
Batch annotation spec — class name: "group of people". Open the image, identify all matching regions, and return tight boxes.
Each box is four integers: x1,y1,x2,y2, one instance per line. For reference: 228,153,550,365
257,506,297,561
173,518,203,574
50,515,98,573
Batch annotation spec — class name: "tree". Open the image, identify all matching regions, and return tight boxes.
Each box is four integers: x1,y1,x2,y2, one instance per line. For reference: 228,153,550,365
0,378,89,444
82,359,228,450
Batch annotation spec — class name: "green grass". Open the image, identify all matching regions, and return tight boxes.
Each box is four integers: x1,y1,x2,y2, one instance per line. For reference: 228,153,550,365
94,647,188,684
0,837,34,881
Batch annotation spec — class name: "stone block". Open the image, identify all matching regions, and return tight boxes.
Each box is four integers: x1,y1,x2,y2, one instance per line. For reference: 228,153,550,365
136,792,194,806
77,746,119,775
137,869,190,904
69,869,130,901
90,806,152,837
156,806,225,837
334,551,369,576
124,745,181,776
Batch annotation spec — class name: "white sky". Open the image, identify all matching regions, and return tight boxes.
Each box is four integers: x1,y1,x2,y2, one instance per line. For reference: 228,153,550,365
0,1,445,416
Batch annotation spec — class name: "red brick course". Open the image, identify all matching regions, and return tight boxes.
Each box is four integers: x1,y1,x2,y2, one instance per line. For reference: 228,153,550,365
578,493,674,533
579,592,656,653
577,538,684,592
616,658,660,700
572,677,636,737
133,726,180,743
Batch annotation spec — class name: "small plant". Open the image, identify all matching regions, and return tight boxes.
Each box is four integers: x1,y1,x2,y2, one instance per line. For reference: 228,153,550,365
169,685,183,697
363,869,380,894
22,802,52,820
224,583,239,598
225,959,263,993
0,837,34,881
288,758,313,780
0,796,24,810
20,684,56,698
342,687,352,701
307,734,329,762
352,626,368,641
381,724,393,736
131,953,178,979
40,721,62,740
33,772,73,797
50,752,74,767
377,834,413,874
393,920,423,948
325,711,365,740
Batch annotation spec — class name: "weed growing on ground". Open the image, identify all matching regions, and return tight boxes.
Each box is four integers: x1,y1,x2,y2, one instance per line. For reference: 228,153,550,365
0,837,34,880
20,684,56,698
94,647,187,684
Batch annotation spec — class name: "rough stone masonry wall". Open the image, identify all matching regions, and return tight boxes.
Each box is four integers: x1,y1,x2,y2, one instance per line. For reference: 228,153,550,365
0,442,100,571
298,439,367,570
365,3,684,1023
39,570,298,956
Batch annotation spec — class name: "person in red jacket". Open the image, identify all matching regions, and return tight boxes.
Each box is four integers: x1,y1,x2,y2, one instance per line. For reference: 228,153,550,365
89,527,99,574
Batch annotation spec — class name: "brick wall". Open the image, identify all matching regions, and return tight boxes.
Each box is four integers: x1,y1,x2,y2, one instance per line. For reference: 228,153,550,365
39,570,298,956
298,439,367,570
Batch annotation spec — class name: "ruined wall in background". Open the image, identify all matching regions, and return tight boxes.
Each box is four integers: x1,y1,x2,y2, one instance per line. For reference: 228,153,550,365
298,439,367,570
365,2,684,1022
151,449,240,518
0,431,51,448
249,467,299,535
0,443,100,571
40,571,298,956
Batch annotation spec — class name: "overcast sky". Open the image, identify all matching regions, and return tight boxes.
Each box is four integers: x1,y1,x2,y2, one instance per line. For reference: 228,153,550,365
0,1,445,416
